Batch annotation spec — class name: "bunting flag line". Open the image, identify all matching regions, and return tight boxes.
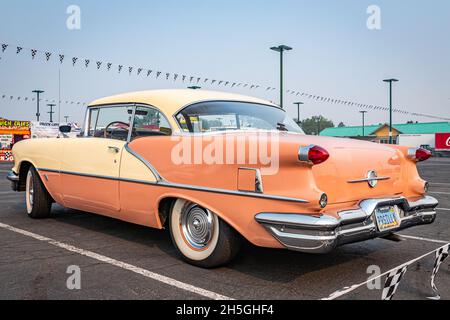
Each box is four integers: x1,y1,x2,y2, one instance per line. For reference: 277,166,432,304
1,40,449,121
428,244,450,300
0,92,87,105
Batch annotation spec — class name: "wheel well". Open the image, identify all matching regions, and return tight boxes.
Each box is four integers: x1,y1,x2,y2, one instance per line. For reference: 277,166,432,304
158,197,177,228
17,161,32,192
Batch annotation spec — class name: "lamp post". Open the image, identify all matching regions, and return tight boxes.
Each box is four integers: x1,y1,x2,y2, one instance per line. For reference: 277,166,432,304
383,78,399,144
359,111,368,137
32,90,44,121
270,45,293,109
293,102,304,125
47,104,56,123
64,116,70,123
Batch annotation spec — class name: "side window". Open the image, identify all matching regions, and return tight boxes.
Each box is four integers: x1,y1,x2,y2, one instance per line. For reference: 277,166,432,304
89,106,133,141
131,106,172,140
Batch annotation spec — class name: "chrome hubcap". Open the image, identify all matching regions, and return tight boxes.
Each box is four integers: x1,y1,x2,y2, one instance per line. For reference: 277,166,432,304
26,171,34,212
180,203,214,250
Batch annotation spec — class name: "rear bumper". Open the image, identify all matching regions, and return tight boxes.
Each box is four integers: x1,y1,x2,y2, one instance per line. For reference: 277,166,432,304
255,196,439,254
6,171,20,192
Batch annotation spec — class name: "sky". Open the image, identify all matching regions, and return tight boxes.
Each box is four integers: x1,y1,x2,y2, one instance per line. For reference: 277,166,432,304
0,0,449,126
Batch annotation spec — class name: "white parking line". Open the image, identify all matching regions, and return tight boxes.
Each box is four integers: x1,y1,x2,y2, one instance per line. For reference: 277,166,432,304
322,243,450,300
397,234,450,244
431,183,450,186
0,222,232,300
438,208,450,211
430,192,450,195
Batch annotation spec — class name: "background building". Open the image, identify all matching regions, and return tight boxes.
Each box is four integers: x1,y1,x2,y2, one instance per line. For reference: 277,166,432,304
320,122,450,151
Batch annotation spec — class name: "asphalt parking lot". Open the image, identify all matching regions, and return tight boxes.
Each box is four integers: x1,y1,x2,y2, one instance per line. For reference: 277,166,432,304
0,159,449,300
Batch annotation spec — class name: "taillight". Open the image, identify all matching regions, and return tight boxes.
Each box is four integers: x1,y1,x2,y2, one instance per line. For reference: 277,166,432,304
299,145,330,165
408,148,432,162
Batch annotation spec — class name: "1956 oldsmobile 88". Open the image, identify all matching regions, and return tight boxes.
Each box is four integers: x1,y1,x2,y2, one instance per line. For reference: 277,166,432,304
7,89,438,268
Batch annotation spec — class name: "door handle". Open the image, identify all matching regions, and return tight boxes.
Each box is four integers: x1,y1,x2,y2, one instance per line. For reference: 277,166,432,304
108,146,120,154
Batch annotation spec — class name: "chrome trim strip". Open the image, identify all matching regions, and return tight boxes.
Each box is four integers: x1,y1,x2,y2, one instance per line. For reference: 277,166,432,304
124,143,165,182
238,167,264,193
347,177,391,183
36,168,309,204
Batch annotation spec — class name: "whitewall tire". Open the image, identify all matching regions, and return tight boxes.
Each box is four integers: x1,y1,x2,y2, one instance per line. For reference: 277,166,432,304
25,167,52,219
169,199,241,268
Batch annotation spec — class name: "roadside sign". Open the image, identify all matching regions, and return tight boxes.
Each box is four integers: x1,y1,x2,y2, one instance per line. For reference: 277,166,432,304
435,133,450,150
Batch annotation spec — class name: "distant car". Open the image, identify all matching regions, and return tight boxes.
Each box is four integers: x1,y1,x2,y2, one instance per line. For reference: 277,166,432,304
7,90,438,268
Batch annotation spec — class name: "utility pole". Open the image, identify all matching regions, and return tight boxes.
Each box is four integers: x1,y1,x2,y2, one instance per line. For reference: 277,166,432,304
32,90,44,121
359,111,368,137
383,78,399,144
270,45,293,109
294,102,304,125
47,104,56,123
64,116,70,123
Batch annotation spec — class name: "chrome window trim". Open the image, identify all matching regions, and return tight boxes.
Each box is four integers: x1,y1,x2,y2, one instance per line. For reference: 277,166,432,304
36,168,309,204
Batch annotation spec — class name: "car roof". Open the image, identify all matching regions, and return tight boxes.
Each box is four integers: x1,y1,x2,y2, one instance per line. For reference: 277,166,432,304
89,89,278,116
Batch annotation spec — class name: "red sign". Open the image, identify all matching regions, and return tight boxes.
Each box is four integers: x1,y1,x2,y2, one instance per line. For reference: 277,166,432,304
0,150,14,162
435,133,450,150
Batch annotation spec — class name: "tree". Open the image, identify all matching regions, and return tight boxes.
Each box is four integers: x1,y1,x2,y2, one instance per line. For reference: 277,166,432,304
300,116,334,135
338,122,346,127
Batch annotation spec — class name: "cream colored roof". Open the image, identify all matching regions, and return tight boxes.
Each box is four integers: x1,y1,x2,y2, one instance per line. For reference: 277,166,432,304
90,89,277,117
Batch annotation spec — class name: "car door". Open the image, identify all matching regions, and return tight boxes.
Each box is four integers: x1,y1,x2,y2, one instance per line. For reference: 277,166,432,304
61,105,134,215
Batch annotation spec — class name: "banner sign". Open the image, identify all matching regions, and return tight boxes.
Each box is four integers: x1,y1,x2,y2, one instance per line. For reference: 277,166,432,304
0,150,13,162
435,133,450,150
30,121,61,139
0,134,13,149
0,119,31,133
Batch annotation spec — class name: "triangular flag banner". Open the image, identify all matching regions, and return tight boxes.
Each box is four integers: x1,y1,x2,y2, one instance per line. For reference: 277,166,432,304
147,70,153,77
382,266,408,300
59,54,65,63
182,75,186,82
72,57,78,66
1,44,8,53
173,74,178,81
429,244,450,300
107,63,112,71
137,68,143,75
118,65,123,73
45,52,52,61
31,49,37,59
96,61,102,69
165,73,170,80
85,59,90,68
16,47,23,54
156,71,162,78
129,67,133,75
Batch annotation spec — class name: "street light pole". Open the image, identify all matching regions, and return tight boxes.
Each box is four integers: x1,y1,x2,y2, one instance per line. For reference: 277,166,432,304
64,116,69,123
359,111,368,137
293,102,304,125
32,90,44,121
47,104,56,123
383,78,399,144
270,45,293,109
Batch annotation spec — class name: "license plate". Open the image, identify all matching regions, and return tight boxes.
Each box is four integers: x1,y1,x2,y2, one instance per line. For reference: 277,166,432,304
375,206,401,232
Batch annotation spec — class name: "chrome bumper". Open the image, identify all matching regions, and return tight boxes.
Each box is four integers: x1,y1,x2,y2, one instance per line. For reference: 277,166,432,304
255,196,439,254
6,171,20,191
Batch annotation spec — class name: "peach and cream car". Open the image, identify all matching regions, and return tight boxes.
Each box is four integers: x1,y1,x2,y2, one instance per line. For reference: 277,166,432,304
7,90,438,268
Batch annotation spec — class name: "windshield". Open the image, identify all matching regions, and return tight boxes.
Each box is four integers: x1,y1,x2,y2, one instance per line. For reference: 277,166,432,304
176,101,304,134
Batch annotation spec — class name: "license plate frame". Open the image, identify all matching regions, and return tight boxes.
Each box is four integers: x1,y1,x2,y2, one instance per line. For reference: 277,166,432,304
374,205,401,232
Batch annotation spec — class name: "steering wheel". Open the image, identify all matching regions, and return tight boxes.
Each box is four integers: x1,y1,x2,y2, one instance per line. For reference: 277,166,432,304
104,121,130,139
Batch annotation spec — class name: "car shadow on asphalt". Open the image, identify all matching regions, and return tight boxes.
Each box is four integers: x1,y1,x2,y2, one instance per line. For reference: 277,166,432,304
45,204,389,284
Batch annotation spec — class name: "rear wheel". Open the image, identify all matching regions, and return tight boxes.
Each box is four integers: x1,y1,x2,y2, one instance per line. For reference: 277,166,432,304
169,199,241,268
25,167,52,219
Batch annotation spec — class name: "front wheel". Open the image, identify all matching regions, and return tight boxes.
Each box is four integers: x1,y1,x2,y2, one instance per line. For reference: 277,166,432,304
25,167,52,219
169,199,241,268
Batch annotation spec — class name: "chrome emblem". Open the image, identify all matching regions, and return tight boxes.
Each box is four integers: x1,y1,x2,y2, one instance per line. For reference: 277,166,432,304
367,170,378,188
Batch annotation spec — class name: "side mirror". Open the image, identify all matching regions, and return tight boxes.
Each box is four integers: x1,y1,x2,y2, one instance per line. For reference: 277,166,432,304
59,125,72,133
